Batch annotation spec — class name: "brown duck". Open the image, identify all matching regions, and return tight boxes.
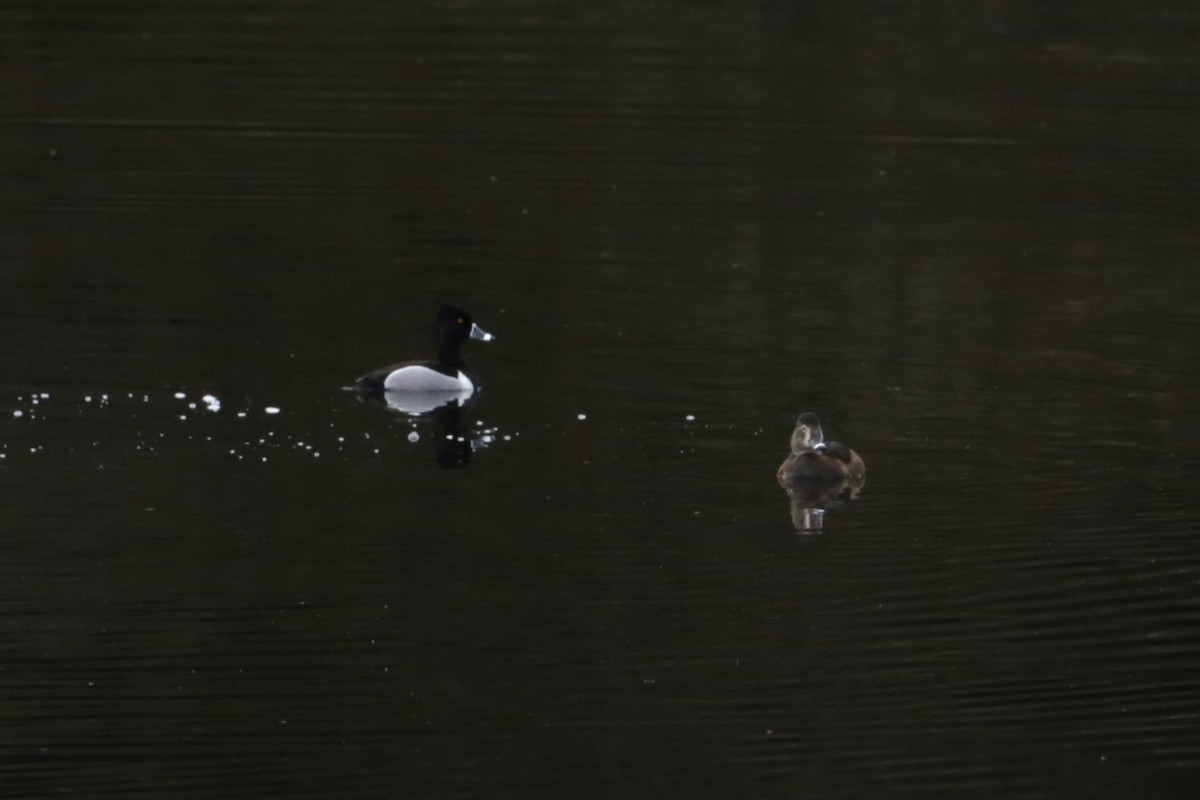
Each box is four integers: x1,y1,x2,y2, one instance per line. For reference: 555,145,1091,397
777,412,865,485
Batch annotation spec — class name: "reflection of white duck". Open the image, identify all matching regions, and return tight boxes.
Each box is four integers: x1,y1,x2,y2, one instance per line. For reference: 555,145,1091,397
354,304,494,395
379,389,472,416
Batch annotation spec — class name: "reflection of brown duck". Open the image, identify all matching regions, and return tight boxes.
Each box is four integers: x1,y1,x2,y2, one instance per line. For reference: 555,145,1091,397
777,412,865,486
782,479,863,531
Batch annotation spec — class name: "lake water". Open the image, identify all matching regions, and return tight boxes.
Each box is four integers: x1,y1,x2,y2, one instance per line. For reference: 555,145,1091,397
2,2,1198,797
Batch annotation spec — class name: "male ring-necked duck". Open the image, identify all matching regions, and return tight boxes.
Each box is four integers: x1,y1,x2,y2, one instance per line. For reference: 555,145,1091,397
777,412,865,485
354,304,494,393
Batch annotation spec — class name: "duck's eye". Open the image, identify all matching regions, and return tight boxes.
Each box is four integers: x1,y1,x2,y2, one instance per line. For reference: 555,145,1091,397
457,317,465,324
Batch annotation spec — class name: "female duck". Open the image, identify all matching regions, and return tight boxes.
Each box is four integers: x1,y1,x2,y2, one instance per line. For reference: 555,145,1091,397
355,304,494,393
777,412,865,485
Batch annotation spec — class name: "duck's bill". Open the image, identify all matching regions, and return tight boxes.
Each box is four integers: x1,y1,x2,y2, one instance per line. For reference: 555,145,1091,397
470,323,495,342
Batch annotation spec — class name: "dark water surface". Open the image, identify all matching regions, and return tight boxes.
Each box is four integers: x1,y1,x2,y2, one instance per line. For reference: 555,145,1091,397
2,2,1199,797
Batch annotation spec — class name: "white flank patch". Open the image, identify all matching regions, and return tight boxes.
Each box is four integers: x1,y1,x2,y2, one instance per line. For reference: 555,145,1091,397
383,366,473,392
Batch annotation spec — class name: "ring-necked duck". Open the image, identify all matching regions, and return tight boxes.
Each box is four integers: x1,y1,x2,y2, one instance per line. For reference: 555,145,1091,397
354,304,494,394
777,412,865,485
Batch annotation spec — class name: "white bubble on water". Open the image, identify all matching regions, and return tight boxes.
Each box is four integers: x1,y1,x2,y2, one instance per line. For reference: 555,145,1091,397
12,410,22,418
577,413,587,421
408,431,420,443
174,392,186,400
265,407,281,415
